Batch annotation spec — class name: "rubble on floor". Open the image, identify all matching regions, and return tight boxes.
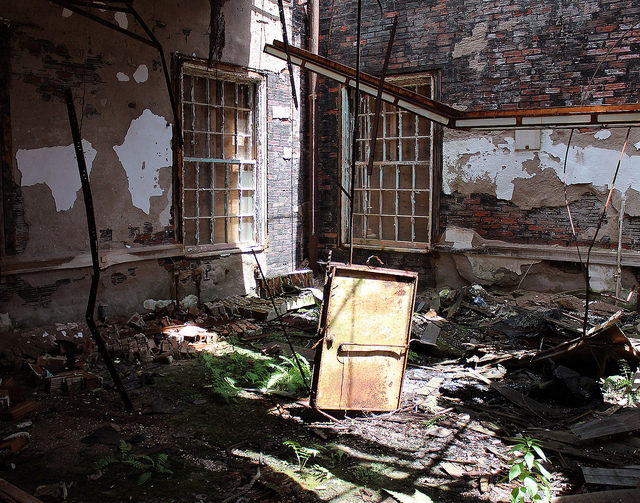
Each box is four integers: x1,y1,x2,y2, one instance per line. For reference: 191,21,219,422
0,282,639,501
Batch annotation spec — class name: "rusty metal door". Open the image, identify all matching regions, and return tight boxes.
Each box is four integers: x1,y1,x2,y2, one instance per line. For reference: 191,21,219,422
311,264,417,412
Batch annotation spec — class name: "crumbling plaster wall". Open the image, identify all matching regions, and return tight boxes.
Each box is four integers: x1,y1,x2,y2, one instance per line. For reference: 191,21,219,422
316,0,640,291
1,0,304,327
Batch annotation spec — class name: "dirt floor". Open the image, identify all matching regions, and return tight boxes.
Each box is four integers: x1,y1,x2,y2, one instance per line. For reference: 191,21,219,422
0,286,639,502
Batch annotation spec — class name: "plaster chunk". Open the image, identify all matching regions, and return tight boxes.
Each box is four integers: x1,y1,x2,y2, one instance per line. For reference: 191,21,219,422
62,8,73,17
114,12,128,29
113,110,172,214
116,72,130,82
17,140,97,212
133,64,149,83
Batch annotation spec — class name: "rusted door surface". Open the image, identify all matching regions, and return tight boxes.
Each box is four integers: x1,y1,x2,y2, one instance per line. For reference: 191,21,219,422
311,264,417,411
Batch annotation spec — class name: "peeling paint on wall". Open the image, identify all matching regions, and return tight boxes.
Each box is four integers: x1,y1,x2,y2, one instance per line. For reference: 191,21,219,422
61,8,72,17
444,130,640,202
133,64,148,83
16,140,97,212
113,109,172,214
116,72,130,82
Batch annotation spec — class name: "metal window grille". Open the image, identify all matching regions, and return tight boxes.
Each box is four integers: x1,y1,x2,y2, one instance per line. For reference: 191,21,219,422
345,75,436,250
181,67,257,247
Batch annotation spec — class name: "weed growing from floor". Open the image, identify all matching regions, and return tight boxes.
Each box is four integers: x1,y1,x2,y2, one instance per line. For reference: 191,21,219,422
95,440,172,485
283,440,322,471
601,359,640,405
507,437,551,503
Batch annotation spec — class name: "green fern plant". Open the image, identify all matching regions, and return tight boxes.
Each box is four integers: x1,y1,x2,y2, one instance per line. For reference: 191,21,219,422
264,353,311,394
507,437,551,503
94,440,172,485
283,440,322,472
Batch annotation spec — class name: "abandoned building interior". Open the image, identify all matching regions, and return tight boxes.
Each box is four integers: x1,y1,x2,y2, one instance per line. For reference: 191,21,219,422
1,0,640,501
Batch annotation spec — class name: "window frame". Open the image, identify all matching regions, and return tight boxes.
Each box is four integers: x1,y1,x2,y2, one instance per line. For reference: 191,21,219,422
340,72,442,252
177,58,267,257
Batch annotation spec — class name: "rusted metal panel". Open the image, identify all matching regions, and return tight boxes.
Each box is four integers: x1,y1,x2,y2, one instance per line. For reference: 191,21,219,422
311,264,417,411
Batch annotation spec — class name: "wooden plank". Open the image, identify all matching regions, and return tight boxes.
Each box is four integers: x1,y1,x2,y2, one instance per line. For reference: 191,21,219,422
581,466,640,487
0,479,43,503
552,488,640,502
571,409,640,440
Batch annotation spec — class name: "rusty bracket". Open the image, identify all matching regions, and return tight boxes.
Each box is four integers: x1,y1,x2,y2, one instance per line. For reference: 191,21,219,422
338,343,409,352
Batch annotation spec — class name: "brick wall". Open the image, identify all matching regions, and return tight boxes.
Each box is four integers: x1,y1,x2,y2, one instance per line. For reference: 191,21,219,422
265,1,307,277
315,0,640,261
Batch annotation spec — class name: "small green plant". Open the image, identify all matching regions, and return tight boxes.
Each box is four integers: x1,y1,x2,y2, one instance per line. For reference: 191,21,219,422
283,440,322,472
601,359,640,405
421,415,442,429
407,351,420,364
507,437,551,503
95,440,172,485
264,353,311,394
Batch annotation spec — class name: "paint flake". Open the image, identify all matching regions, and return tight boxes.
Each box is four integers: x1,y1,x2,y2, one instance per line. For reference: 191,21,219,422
117,72,130,82
133,64,149,83
114,12,128,29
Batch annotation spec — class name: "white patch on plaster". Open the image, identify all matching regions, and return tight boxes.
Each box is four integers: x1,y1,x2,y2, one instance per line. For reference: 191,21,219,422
17,140,97,212
116,72,130,82
62,8,73,17
444,131,640,200
114,12,128,29
594,129,611,140
113,109,172,214
133,65,148,83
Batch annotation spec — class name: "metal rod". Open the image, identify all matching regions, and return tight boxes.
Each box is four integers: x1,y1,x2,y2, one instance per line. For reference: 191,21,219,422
277,0,298,109
367,14,398,177
348,0,362,265
616,196,625,298
64,88,133,412
49,0,155,48
251,250,310,392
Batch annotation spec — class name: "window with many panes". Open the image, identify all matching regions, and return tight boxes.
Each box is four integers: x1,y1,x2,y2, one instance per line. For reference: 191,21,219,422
180,63,263,252
342,74,439,250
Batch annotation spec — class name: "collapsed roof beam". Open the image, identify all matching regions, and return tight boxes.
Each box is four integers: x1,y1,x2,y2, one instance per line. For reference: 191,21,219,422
264,40,640,130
